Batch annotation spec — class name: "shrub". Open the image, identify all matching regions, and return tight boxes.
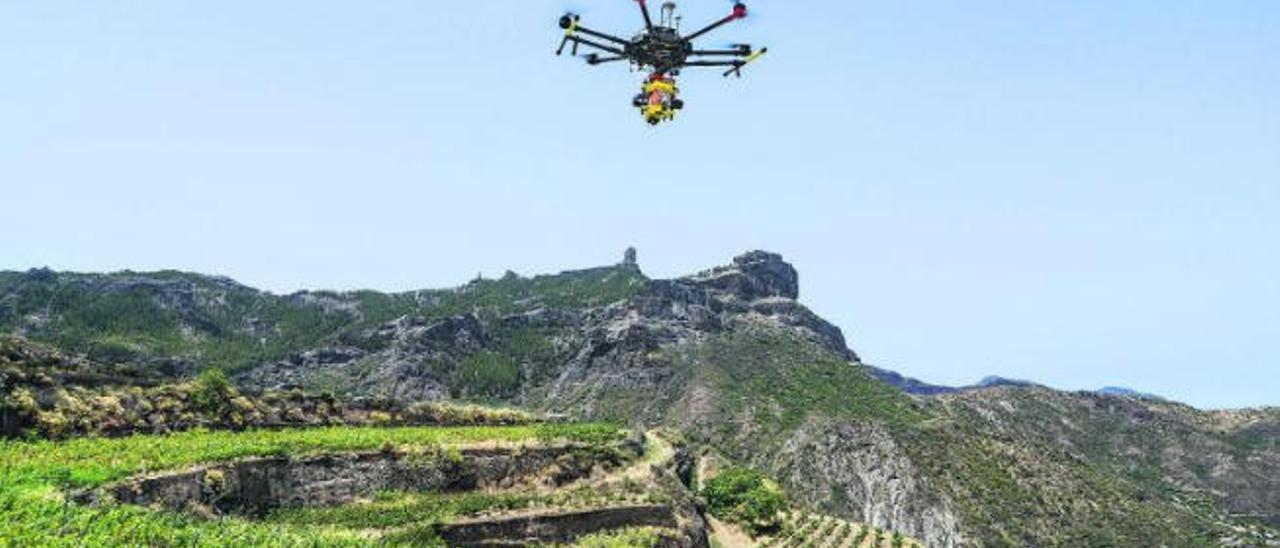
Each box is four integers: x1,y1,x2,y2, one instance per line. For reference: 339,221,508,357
701,466,786,534
35,410,69,438
189,368,234,414
87,339,139,364
3,387,39,415
369,411,393,425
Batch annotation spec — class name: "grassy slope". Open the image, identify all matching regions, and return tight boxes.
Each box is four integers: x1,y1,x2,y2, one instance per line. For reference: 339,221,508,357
661,324,924,454
901,388,1278,547
0,424,622,547
656,324,1270,546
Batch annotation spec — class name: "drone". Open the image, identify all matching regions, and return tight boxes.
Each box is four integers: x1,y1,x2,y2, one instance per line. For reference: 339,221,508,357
556,1,768,125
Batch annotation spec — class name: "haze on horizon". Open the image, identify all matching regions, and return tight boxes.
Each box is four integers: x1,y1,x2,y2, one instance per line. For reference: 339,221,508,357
2,1,1276,409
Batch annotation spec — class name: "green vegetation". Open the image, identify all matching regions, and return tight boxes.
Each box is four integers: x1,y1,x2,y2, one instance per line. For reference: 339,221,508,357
570,527,668,548
189,367,234,413
1,362,539,439
898,412,1225,547
495,326,562,383
453,351,521,398
0,423,623,546
2,423,620,489
0,265,647,377
816,517,837,540
852,526,870,546
270,490,553,531
833,522,851,545
700,466,785,534
271,480,664,539
661,325,926,455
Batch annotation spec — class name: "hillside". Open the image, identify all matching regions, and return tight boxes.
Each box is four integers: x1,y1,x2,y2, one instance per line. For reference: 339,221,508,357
2,250,1277,547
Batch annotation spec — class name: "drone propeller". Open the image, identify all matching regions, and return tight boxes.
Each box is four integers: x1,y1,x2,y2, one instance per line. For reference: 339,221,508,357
558,12,580,30
727,0,767,23
556,13,582,56
723,47,768,77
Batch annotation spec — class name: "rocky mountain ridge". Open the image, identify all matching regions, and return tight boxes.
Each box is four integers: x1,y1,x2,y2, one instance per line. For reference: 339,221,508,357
2,251,1277,546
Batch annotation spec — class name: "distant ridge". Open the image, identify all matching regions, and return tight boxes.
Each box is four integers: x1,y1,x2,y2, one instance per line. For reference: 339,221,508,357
1097,386,1166,401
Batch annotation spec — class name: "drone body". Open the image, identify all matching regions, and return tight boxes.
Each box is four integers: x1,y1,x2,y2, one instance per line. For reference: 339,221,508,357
556,1,767,125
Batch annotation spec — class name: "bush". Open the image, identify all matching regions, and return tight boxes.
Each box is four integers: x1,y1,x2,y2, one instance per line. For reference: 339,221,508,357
701,466,786,534
87,339,139,364
189,368,234,414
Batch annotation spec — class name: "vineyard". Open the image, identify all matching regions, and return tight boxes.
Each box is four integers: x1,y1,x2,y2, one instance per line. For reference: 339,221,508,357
754,511,923,548
0,423,688,546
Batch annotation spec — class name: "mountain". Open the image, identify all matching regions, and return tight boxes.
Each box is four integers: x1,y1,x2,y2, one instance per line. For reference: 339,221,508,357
872,371,1172,404
865,366,960,395
1097,386,1166,401
2,250,1277,546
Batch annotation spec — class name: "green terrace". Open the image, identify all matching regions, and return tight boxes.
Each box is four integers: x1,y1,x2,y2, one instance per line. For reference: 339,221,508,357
0,423,625,547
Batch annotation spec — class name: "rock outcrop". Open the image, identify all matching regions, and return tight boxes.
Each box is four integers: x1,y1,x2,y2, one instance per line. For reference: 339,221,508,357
683,250,800,301
775,420,964,547
229,250,856,409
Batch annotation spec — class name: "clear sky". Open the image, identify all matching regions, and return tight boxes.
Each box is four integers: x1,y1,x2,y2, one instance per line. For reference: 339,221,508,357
2,1,1277,409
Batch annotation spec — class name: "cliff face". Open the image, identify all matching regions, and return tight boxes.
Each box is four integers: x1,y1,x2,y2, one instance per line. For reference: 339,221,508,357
2,252,1277,547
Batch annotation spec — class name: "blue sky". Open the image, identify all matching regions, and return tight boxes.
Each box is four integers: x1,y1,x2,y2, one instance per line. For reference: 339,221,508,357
2,1,1276,409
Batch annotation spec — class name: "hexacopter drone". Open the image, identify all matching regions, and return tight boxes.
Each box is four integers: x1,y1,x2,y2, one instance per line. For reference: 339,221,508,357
556,1,767,125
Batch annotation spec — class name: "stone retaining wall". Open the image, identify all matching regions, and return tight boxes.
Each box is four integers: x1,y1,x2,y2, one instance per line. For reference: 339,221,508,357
84,444,625,516
437,504,679,547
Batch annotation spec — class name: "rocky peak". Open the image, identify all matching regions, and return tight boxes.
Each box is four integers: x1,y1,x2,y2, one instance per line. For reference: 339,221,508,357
682,250,799,302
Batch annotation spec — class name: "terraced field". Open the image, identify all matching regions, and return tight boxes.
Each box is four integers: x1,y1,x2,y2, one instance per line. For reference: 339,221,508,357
753,512,923,548
0,423,701,546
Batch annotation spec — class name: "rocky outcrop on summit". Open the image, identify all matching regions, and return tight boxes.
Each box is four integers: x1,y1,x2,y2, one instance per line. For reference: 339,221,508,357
681,250,800,301
537,251,858,420
635,251,852,359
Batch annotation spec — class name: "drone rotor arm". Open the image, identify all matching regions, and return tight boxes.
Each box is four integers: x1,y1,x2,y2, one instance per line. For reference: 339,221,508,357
585,54,629,66
564,36,627,57
682,3,748,43
681,60,742,67
574,25,630,46
689,49,751,57
679,47,766,77
636,0,656,32
682,16,736,43
725,46,768,76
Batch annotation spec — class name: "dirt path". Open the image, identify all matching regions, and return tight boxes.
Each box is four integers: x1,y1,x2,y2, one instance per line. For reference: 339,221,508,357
707,514,757,548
